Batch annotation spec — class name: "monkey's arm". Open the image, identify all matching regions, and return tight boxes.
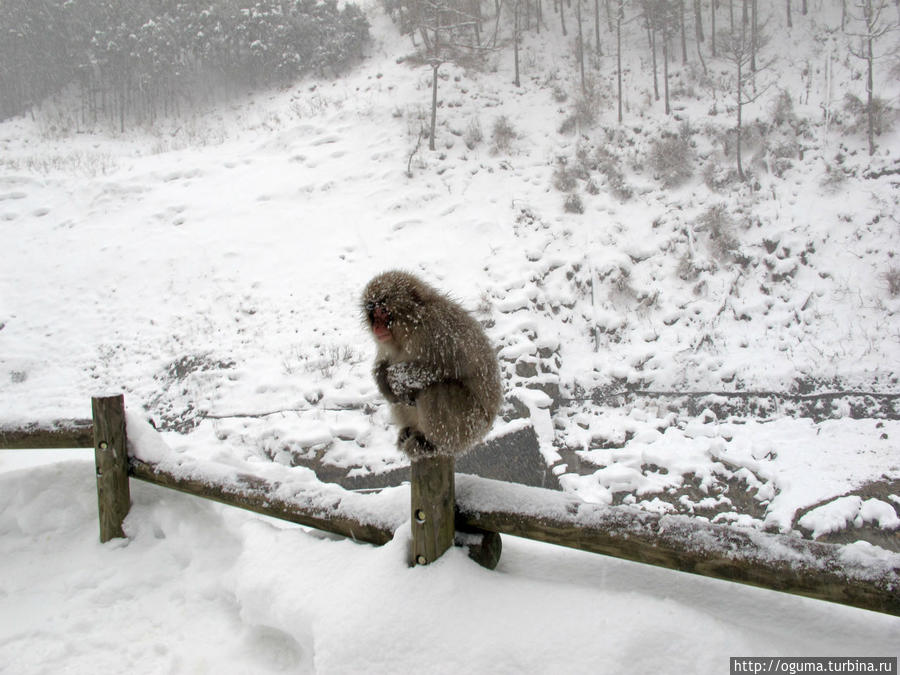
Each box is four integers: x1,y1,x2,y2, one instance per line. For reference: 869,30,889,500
385,362,443,405
373,360,402,404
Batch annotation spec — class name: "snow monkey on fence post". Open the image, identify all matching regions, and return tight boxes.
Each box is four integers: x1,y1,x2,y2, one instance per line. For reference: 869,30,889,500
362,271,503,567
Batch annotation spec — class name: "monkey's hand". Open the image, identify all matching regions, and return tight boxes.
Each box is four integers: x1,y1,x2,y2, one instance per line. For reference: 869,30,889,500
373,360,402,404
398,427,436,456
386,362,441,406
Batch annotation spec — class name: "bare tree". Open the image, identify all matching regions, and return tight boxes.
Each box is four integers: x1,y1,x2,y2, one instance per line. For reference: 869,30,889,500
662,11,671,114
845,0,899,155
559,0,569,35
617,0,627,122
650,0,681,113
721,13,772,180
694,0,704,42
750,0,758,77
643,0,660,101
401,0,488,151
576,0,586,93
514,0,522,86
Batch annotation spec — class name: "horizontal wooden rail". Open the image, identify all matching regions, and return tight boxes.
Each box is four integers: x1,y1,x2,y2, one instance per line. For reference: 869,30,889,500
126,455,899,616
454,477,900,617
129,457,398,545
0,420,93,448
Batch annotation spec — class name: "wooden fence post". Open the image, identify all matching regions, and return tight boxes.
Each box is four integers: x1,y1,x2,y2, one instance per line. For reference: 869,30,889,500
409,453,456,566
92,394,130,543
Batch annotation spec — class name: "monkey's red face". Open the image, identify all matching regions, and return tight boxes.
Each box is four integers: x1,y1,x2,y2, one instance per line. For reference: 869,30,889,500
367,302,393,342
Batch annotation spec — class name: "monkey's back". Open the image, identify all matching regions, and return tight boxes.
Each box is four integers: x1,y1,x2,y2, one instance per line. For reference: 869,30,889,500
413,292,502,421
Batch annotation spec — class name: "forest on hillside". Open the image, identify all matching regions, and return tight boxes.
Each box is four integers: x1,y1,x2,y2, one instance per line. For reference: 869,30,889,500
0,0,370,128
2,0,896,155
379,0,898,172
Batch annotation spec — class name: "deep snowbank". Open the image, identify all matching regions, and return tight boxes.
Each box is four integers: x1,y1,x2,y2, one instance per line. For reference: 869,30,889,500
0,455,897,674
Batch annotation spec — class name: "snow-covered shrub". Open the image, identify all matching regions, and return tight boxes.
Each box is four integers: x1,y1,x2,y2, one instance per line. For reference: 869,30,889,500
405,105,429,138
552,139,632,200
820,153,851,192
602,263,634,298
553,145,594,193
767,139,801,177
2,150,117,177
820,163,847,191
559,87,598,135
594,145,633,200
541,68,568,102
491,116,517,153
553,160,579,192
564,193,585,214
770,89,798,128
762,92,810,177
884,267,900,298
698,205,740,262
677,251,704,281
702,160,740,192
464,117,484,149
841,93,895,137
649,134,694,188
475,291,495,324
552,84,569,103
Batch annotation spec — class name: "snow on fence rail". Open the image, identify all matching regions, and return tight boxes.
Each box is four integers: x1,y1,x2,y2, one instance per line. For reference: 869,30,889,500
0,419,93,448
2,394,899,617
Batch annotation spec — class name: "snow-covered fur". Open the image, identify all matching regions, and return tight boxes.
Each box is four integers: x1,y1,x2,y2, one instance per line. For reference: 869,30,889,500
362,270,502,456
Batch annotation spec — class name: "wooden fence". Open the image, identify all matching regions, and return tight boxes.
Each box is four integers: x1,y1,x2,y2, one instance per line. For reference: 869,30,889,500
2,394,898,617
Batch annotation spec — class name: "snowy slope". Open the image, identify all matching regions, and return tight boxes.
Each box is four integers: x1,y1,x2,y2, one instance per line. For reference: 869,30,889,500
2,3,898,535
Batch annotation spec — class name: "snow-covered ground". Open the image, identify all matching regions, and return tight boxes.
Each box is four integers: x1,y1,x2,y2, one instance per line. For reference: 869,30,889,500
1,0,899,670
1,455,898,674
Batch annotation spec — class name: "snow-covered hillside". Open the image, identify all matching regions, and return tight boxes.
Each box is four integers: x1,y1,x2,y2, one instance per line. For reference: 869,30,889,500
0,0,899,669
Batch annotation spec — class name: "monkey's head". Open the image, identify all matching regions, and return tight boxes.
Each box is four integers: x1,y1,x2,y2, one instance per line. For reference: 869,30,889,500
362,271,434,351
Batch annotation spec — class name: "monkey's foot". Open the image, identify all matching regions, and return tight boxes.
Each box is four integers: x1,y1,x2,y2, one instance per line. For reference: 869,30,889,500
399,429,437,457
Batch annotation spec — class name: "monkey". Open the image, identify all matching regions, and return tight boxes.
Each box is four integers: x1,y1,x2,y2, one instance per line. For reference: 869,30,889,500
362,270,502,458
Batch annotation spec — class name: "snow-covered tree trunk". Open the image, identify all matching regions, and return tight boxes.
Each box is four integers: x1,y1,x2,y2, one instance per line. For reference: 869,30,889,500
664,33,671,114
514,0,522,86
430,61,439,151
866,26,874,155
617,0,624,122
577,0,586,93
736,55,745,180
